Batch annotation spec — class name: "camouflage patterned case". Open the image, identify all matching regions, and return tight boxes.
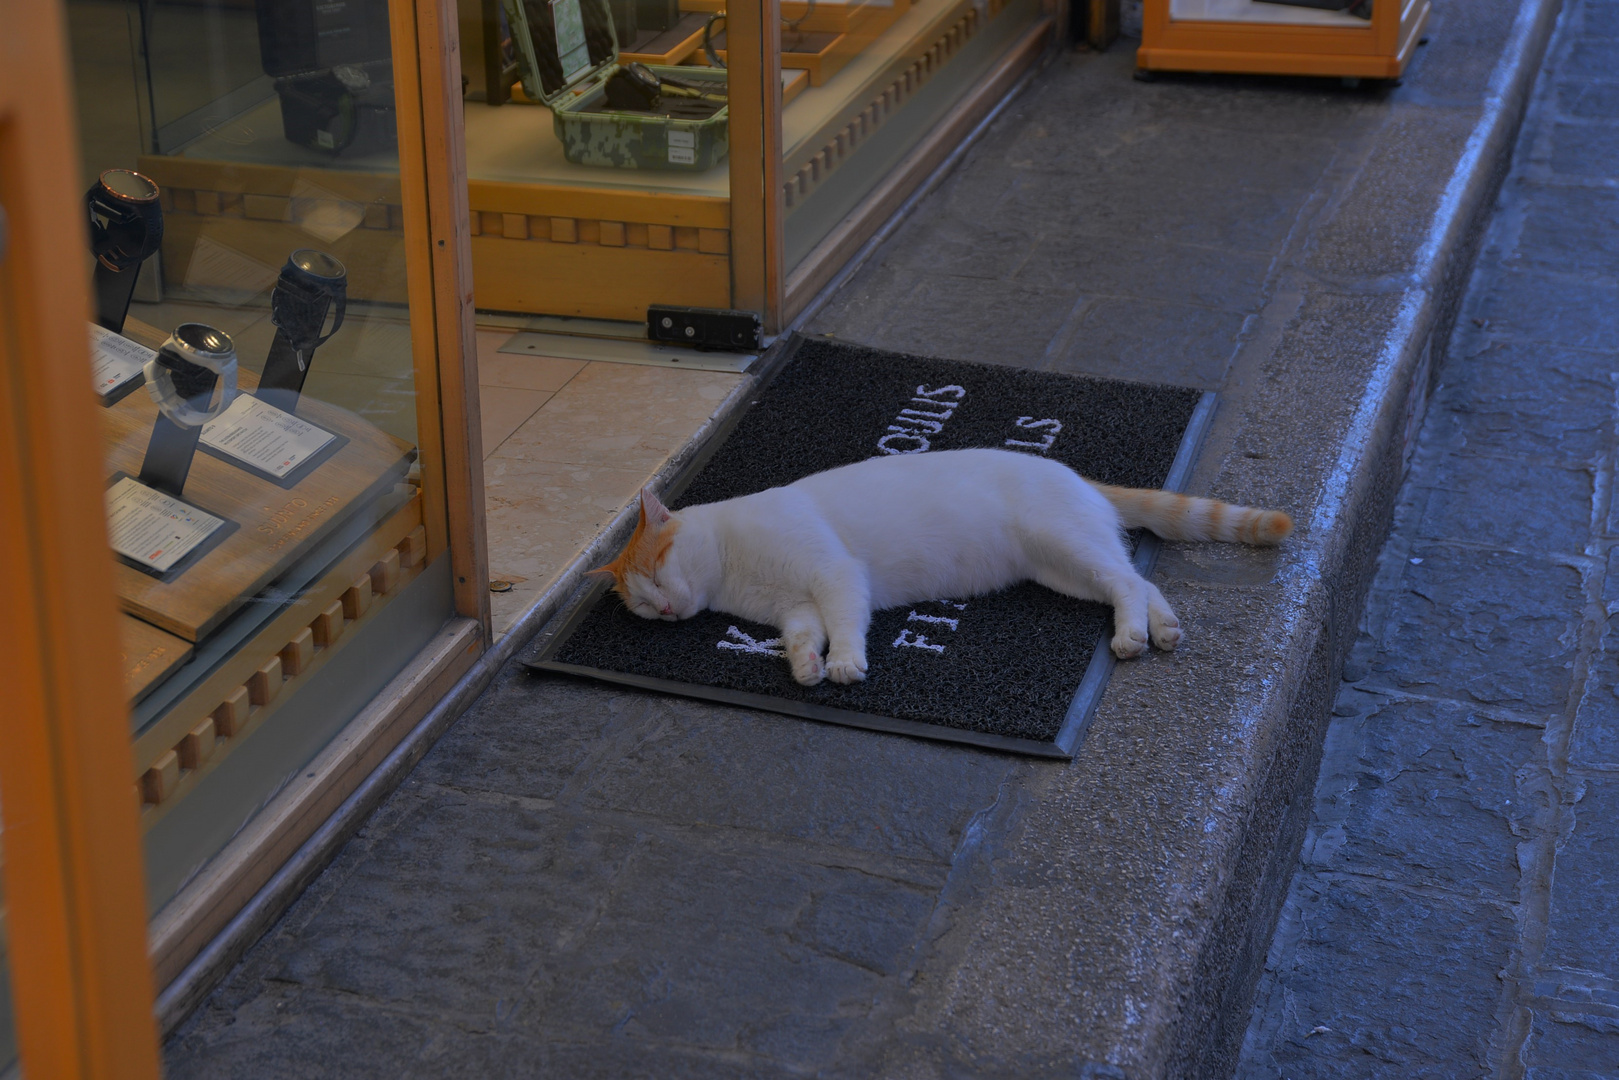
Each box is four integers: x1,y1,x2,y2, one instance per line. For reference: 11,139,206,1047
502,0,729,171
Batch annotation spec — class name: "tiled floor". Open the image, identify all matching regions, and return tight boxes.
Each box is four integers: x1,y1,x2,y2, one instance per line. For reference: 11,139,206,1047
474,329,743,636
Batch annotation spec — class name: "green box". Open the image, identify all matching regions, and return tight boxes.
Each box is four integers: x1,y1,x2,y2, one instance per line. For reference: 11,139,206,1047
502,0,729,171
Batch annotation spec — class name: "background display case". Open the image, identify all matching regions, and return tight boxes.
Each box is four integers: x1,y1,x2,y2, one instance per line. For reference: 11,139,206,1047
59,0,486,996
1138,0,1430,79
456,0,1055,326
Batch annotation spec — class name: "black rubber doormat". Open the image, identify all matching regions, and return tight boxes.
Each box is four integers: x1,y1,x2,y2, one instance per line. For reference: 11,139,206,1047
524,336,1213,758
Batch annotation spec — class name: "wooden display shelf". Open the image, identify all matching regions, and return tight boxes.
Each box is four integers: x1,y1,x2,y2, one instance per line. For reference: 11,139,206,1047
103,319,415,642
1138,0,1430,79
679,0,899,35
619,11,711,64
137,151,734,320
133,498,428,827
121,615,194,705
703,2,901,85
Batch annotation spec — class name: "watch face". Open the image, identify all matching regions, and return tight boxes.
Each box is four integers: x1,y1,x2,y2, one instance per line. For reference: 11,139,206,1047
174,322,234,358
288,249,347,283
98,169,159,203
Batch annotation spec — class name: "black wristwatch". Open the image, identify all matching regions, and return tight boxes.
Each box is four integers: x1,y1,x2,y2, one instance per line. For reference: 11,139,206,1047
271,249,348,357
86,169,164,273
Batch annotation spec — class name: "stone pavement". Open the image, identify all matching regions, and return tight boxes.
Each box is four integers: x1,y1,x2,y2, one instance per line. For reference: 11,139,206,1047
1237,2,1619,1077
162,0,1564,1075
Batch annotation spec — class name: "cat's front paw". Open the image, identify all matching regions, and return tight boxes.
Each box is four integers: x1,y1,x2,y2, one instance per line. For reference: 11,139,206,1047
826,657,867,684
790,651,826,686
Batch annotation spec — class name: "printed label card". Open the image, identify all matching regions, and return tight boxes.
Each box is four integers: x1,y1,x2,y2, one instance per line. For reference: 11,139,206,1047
89,322,154,399
105,476,227,575
200,394,336,480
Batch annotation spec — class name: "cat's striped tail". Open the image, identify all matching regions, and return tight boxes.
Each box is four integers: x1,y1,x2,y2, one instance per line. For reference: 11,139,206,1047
1093,484,1294,546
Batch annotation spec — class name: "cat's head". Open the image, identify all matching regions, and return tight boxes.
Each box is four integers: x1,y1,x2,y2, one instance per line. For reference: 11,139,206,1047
589,487,699,620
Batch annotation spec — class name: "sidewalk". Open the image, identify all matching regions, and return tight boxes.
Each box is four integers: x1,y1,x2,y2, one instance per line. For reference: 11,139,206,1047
162,1,1563,1075
1239,1,1619,1075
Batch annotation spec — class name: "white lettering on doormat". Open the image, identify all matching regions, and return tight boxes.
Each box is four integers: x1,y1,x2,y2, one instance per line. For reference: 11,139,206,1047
1005,416,1062,452
717,625,785,657
877,384,966,455
892,600,967,655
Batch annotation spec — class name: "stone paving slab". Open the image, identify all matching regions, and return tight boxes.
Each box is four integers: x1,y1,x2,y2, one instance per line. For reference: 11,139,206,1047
163,0,1568,1075
1239,0,1619,1073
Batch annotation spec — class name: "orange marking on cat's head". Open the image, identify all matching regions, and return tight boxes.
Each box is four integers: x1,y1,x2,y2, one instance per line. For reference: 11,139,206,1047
590,487,681,597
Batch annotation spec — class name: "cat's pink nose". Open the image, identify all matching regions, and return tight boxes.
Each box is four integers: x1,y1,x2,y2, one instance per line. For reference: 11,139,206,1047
661,604,674,616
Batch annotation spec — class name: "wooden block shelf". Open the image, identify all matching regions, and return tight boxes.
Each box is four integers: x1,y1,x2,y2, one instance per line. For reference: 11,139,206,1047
100,332,416,643
1138,0,1430,79
139,154,735,321
134,497,427,826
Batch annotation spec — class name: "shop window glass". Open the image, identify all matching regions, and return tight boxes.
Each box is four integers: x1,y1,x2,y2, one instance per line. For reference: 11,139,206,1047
66,0,453,912
779,0,1046,271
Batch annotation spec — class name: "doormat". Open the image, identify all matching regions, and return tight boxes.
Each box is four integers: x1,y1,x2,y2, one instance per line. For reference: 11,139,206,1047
524,336,1213,758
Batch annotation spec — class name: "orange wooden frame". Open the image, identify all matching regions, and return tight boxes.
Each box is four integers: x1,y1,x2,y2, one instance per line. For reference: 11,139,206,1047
1139,0,1430,78
0,1,163,1076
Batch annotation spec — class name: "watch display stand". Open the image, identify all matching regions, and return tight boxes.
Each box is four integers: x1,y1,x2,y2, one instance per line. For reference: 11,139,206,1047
102,317,418,643
139,380,215,499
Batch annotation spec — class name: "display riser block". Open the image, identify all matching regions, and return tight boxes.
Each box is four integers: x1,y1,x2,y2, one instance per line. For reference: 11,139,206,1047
104,321,415,642
122,615,194,704
132,494,426,824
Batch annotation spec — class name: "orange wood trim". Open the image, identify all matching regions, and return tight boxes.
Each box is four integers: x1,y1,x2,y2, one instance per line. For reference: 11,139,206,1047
390,0,453,571
413,0,490,631
0,1,162,1076
1140,0,1425,74
726,0,785,329
467,178,731,228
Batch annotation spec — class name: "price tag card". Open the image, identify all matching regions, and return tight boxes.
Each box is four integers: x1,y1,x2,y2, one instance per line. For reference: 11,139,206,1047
105,476,226,575
201,394,337,480
89,322,153,400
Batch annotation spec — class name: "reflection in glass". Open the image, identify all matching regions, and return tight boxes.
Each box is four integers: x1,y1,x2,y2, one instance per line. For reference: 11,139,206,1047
67,0,451,913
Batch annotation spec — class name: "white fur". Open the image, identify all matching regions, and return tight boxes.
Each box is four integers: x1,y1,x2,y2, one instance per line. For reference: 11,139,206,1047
618,448,1184,686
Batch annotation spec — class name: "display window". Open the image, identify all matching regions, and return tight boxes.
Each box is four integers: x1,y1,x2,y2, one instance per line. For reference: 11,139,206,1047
51,0,486,996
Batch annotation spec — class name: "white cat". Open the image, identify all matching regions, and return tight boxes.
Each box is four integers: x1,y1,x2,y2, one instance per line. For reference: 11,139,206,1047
592,448,1291,686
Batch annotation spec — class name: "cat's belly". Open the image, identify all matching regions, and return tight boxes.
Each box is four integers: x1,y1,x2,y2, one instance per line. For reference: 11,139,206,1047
864,544,1028,609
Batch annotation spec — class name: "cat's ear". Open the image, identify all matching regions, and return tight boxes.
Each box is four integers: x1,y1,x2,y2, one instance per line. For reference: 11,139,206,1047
639,486,672,526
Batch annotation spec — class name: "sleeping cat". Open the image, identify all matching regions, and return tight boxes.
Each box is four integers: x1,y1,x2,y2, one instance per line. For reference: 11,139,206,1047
592,448,1292,686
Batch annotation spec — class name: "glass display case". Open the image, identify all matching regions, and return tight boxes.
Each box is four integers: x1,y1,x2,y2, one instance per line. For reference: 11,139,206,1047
60,0,484,989
455,0,1055,325
1139,0,1429,79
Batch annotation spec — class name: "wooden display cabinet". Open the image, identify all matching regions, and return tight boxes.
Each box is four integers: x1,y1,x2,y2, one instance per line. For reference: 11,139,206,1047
1138,0,1430,80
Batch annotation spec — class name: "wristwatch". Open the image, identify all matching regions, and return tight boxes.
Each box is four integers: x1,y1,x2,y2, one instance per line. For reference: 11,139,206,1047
145,323,239,428
85,169,164,273
271,249,348,363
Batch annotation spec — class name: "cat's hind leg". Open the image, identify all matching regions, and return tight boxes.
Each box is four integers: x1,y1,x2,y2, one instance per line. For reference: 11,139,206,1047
1029,535,1162,659
779,604,829,686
